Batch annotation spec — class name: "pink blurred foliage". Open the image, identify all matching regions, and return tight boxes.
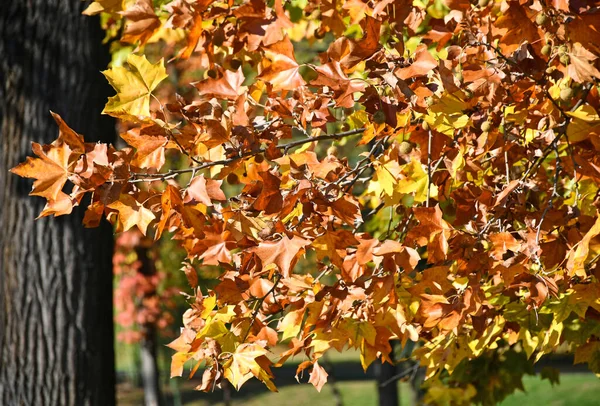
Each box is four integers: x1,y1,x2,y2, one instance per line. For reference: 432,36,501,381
114,230,179,344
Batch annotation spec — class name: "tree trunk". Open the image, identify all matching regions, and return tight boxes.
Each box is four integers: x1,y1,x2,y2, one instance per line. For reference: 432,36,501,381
136,245,163,406
376,342,399,406
0,1,116,405
140,326,162,406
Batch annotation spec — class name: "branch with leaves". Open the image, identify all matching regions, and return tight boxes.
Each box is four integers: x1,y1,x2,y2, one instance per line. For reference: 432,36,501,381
11,0,600,403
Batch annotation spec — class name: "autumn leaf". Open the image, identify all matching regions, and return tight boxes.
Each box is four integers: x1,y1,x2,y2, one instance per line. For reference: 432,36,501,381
108,194,156,235
259,36,306,91
120,0,161,45
120,124,168,169
194,68,247,100
568,43,600,83
83,0,124,15
223,343,277,392
567,213,600,278
10,142,71,201
252,235,310,278
102,54,168,119
395,45,437,80
184,175,226,206
309,361,328,392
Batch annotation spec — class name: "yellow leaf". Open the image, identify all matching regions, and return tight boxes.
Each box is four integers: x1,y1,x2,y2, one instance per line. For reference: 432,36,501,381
102,54,168,119
396,159,437,203
83,0,124,15
224,343,277,391
279,309,304,341
567,213,600,278
566,105,600,143
425,92,470,137
200,295,217,319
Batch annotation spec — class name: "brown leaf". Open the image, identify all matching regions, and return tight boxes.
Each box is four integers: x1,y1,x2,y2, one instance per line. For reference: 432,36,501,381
259,36,306,91
395,45,437,80
252,235,310,278
120,124,167,169
309,361,328,392
568,43,600,83
10,142,71,201
108,194,155,235
184,175,226,206
194,68,247,100
120,0,161,45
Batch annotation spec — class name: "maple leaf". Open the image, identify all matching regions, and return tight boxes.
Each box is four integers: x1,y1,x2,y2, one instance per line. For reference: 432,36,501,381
278,308,304,341
194,68,247,100
406,205,452,262
10,142,71,201
395,45,437,80
566,12,600,54
120,0,161,45
120,124,168,169
108,194,156,235
251,235,310,278
223,343,277,392
156,185,183,240
184,175,226,206
102,54,168,119
567,213,600,278
311,62,366,108
83,0,124,15
493,3,541,55
50,111,85,153
259,36,306,91
567,43,600,83
37,191,75,219
309,361,329,392
251,170,283,215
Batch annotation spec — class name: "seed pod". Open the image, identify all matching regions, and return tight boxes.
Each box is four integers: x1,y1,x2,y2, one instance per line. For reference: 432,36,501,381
541,44,551,56
558,45,568,55
226,173,240,185
535,13,547,26
560,54,570,66
398,141,414,154
254,154,265,164
478,0,490,7
481,121,492,132
560,87,573,102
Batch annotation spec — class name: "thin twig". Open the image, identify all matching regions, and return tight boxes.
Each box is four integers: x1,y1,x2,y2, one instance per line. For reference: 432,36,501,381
128,128,365,183
535,144,561,247
379,362,420,388
242,274,282,342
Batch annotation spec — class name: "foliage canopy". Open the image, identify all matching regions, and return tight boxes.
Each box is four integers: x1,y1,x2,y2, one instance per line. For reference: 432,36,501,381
12,0,600,403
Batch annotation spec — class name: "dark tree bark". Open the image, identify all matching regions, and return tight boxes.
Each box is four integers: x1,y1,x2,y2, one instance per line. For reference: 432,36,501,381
0,1,116,405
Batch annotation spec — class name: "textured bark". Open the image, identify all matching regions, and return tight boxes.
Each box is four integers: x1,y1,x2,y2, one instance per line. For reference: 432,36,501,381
0,1,116,405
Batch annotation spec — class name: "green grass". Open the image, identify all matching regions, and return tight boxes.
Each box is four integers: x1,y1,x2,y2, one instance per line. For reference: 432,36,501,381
117,343,600,405
118,373,600,405
500,374,600,406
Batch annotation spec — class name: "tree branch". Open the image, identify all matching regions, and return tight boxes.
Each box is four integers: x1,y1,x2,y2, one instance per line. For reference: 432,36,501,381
129,128,365,183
